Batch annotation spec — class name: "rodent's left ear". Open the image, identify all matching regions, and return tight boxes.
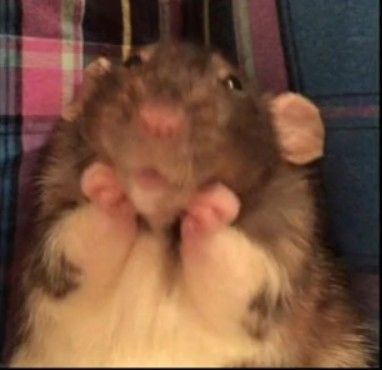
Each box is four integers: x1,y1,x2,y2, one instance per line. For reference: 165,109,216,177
61,57,112,122
268,93,325,165
84,57,112,77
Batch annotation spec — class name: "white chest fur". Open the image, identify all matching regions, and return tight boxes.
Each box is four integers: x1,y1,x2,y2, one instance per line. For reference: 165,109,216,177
11,204,274,367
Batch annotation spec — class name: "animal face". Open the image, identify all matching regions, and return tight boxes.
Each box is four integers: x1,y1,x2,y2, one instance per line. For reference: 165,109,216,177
67,42,282,225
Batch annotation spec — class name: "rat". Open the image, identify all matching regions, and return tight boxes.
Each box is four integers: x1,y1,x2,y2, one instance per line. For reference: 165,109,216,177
7,42,372,367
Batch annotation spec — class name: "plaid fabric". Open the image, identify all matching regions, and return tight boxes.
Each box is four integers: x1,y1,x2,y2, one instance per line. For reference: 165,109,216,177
0,0,379,361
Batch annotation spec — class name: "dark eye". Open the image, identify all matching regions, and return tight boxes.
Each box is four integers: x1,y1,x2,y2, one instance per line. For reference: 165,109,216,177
221,74,243,91
124,54,143,68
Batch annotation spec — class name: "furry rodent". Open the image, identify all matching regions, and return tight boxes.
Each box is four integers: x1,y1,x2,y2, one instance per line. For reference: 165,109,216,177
7,42,372,367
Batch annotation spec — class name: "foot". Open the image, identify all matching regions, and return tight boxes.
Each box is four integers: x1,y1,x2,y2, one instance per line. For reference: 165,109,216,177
181,182,240,242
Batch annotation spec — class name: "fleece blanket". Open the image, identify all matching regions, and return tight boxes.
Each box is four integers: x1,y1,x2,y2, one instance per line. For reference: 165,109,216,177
0,0,379,360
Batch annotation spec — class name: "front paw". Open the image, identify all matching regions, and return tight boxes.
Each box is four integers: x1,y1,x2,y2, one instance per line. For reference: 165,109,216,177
181,182,240,241
80,162,135,220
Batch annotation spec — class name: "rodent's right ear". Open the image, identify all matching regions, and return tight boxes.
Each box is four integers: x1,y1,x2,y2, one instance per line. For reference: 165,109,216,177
61,57,112,122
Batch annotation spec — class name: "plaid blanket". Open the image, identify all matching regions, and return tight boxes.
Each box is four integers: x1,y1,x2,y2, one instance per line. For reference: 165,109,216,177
0,0,379,360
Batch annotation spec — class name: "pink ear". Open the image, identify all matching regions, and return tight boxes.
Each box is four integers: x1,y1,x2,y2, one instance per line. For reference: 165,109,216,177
270,93,325,165
61,57,112,122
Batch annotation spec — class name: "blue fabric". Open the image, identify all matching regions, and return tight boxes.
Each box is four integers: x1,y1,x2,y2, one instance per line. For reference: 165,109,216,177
279,0,380,270
279,0,379,96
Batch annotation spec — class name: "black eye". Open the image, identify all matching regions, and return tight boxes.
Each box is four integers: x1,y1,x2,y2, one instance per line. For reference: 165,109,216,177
221,74,243,91
124,54,143,68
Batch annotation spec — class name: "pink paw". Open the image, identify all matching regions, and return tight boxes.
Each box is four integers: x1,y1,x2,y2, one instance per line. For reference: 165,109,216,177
181,183,240,241
80,162,135,219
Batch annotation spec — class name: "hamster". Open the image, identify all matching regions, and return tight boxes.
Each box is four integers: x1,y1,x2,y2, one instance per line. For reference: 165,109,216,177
7,42,372,367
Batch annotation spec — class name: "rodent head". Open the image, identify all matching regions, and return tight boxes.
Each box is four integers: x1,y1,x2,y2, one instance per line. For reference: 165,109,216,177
119,43,280,193
64,42,323,228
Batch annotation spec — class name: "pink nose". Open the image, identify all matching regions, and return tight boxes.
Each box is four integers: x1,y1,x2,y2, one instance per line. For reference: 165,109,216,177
138,103,184,139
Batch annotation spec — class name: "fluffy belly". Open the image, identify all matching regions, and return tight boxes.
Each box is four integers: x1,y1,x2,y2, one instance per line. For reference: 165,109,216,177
10,231,256,367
